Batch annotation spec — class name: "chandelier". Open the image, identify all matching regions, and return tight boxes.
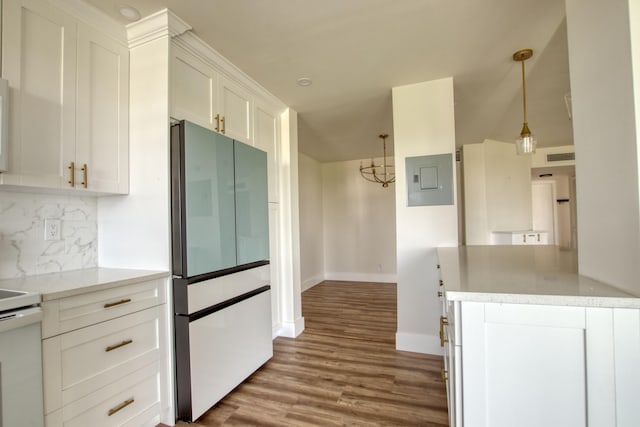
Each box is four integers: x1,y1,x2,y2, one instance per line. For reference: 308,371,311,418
359,134,395,188
513,48,536,155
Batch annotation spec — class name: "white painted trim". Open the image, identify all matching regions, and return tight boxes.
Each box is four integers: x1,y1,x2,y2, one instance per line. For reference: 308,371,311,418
396,332,444,356
301,275,324,291
324,272,397,283
171,31,286,112
126,9,191,49
277,317,305,338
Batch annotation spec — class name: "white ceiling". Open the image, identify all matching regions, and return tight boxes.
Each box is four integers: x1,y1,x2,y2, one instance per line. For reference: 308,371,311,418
87,0,573,163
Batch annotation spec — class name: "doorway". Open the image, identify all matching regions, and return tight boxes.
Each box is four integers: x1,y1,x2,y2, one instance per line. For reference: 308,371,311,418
531,181,558,245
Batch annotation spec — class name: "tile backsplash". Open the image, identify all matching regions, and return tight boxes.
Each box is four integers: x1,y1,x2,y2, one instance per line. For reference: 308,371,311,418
0,191,97,279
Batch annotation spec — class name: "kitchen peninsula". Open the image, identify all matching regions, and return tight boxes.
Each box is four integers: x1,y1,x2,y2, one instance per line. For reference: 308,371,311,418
437,245,640,427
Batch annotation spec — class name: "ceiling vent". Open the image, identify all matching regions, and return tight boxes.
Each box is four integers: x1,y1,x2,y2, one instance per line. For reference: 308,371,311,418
547,152,575,162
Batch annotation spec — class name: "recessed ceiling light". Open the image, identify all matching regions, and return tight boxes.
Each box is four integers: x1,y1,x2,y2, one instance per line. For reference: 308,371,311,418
297,77,312,87
116,4,141,22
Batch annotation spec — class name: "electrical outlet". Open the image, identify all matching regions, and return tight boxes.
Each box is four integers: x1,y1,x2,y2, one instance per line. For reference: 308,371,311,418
44,219,62,241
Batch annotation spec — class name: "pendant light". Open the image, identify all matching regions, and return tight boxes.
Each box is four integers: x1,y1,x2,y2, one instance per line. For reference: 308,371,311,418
513,48,536,155
359,134,395,188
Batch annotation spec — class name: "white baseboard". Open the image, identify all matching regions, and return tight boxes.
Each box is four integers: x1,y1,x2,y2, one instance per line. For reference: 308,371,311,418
324,272,397,283
396,332,444,356
301,274,324,291
276,316,305,338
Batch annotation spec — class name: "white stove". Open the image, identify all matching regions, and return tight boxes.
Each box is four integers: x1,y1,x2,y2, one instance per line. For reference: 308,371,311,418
0,288,43,427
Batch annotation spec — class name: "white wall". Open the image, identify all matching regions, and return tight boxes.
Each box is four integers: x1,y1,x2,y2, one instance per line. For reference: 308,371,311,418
97,35,172,272
298,153,325,290
392,78,458,355
566,0,640,294
463,139,532,245
321,158,397,284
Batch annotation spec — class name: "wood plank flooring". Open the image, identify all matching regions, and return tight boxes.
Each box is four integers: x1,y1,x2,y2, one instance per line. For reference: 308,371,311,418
179,281,449,426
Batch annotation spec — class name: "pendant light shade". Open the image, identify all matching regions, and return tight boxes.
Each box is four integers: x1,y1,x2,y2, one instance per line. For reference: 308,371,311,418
513,49,536,155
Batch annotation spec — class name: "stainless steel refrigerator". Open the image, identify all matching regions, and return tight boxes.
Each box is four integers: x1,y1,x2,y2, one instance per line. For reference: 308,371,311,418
170,120,272,422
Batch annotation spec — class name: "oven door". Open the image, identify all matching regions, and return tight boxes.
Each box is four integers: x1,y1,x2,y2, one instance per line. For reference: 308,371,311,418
0,307,44,427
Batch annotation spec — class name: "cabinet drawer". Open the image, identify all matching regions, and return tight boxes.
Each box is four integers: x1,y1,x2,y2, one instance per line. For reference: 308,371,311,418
43,306,165,414
42,278,166,338
45,361,161,427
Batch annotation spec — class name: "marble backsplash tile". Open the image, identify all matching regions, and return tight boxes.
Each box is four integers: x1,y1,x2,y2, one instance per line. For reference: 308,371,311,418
0,191,97,279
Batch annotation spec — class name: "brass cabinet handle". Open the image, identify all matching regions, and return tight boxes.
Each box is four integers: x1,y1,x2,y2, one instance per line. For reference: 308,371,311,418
441,369,448,383
108,398,134,416
438,291,443,298
68,161,75,187
214,114,220,132
437,264,440,269
81,163,88,188
537,233,541,242
439,316,449,347
523,234,526,243
105,339,133,352
439,279,443,286
103,298,131,309
221,116,226,134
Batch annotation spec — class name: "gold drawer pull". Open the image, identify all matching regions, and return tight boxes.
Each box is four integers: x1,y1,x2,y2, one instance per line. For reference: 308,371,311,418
68,161,75,187
81,163,88,188
103,298,132,309
108,398,134,416
439,279,443,286
105,339,133,352
441,369,448,383
438,291,443,297
439,316,449,347
220,116,226,134
214,113,220,132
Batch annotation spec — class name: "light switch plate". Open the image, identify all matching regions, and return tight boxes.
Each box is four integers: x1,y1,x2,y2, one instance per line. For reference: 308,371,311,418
44,219,61,241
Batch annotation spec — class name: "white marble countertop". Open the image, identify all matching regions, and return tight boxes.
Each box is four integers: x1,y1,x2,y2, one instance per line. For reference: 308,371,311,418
437,246,640,308
0,268,169,301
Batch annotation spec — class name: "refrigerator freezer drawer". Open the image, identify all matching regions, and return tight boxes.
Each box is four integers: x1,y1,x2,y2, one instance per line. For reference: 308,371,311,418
175,289,272,421
176,264,270,315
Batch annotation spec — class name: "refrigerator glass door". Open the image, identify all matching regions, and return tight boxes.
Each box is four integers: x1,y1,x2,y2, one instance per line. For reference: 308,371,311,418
184,121,236,276
234,140,269,265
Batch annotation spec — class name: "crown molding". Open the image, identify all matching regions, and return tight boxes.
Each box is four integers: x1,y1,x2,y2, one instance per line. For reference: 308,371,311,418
127,9,191,49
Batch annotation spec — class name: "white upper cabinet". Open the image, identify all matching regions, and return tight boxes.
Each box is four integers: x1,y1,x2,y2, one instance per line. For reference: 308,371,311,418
219,75,252,144
76,23,129,194
171,44,253,144
0,0,129,194
1,0,77,189
254,99,279,203
171,46,219,130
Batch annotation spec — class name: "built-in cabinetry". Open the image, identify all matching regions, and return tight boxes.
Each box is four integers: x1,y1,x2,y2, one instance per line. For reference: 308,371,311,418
169,32,285,339
171,44,252,144
438,246,640,427
41,276,168,427
1,0,129,194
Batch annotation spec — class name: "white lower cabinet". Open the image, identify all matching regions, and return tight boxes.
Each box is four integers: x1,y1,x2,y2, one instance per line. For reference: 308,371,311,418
443,301,640,427
41,279,168,427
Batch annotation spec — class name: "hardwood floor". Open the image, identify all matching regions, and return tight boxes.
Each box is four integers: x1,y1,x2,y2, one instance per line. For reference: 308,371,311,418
180,281,449,426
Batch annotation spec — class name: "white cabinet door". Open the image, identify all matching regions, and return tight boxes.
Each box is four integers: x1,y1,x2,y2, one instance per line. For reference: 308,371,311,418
1,0,76,189
268,203,280,333
76,23,129,194
613,308,640,426
461,302,587,427
171,45,219,130
254,100,280,203
219,75,252,144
